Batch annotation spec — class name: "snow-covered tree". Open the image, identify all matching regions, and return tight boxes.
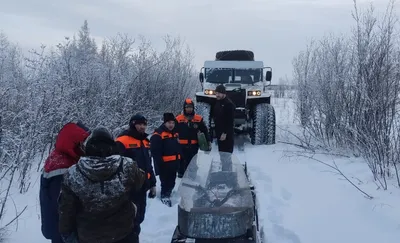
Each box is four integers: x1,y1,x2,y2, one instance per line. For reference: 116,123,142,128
293,0,400,189
0,20,199,233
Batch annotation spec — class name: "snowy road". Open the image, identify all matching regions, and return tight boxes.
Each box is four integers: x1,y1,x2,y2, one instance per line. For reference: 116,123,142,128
4,98,400,243
5,141,400,243
243,144,400,243
137,140,400,243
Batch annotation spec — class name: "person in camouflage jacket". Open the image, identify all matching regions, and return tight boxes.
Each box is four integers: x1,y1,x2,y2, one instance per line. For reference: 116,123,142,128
58,127,146,243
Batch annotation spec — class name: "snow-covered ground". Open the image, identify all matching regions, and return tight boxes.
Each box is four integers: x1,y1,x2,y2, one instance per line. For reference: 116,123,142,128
2,97,400,243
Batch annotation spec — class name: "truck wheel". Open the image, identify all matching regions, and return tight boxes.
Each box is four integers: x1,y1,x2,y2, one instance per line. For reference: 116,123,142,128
251,104,266,145
195,102,213,138
264,104,276,145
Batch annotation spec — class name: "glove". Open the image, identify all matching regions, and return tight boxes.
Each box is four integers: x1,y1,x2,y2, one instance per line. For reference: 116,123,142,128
148,186,156,198
61,232,79,243
132,202,137,217
219,133,226,141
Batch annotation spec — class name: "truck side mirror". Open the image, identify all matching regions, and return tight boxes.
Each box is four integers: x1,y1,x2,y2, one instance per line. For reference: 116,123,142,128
199,73,204,83
265,71,272,81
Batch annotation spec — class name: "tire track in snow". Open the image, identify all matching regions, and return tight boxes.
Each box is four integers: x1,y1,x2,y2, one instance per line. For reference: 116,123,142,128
249,165,301,243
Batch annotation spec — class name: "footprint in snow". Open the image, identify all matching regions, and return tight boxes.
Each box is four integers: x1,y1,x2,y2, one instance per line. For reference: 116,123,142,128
272,224,302,243
255,177,272,193
267,209,284,224
262,174,273,183
247,166,265,179
280,188,292,201
255,171,273,191
269,197,285,208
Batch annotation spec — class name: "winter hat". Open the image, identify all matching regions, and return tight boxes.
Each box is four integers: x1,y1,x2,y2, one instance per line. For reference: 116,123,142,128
130,113,147,126
163,113,176,123
85,127,117,157
183,98,195,115
54,122,90,161
215,84,226,94
184,98,195,109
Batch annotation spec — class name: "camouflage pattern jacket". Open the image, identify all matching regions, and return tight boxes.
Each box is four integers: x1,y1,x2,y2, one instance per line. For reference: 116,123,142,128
58,155,145,243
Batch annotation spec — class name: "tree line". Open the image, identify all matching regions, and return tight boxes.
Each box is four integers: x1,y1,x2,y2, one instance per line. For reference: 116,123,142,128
293,0,400,189
0,20,198,230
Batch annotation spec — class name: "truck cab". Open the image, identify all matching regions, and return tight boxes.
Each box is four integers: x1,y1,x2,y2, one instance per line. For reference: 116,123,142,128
194,50,275,145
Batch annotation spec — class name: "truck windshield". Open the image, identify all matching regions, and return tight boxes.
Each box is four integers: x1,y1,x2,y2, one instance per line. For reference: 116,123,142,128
205,68,262,84
205,68,233,84
233,69,263,84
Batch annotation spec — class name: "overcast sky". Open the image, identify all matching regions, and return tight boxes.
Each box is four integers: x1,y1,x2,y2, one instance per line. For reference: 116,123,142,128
0,0,395,81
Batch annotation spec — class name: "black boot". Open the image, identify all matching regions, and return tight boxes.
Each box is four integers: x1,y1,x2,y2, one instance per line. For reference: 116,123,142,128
161,195,172,207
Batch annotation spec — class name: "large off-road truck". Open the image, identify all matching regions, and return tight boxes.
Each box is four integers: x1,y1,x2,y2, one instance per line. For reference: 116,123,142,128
195,50,276,145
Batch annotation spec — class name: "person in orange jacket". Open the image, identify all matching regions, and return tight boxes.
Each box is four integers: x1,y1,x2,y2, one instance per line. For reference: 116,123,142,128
175,98,210,178
115,114,156,242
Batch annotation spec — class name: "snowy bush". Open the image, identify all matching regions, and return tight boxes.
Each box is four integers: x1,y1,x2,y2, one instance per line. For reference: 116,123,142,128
293,0,400,189
0,20,198,231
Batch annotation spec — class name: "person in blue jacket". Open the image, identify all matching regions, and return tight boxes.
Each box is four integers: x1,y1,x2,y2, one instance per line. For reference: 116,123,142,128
116,114,157,242
39,121,90,243
150,113,182,207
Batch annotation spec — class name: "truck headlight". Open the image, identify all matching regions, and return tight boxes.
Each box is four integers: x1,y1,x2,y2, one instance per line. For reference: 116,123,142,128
204,89,215,95
248,90,261,96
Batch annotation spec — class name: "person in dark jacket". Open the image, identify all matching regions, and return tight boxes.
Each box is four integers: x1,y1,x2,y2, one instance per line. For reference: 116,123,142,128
175,98,210,178
213,84,235,154
58,127,146,243
150,113,181,207
115,114,157,242
39,121,90,243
